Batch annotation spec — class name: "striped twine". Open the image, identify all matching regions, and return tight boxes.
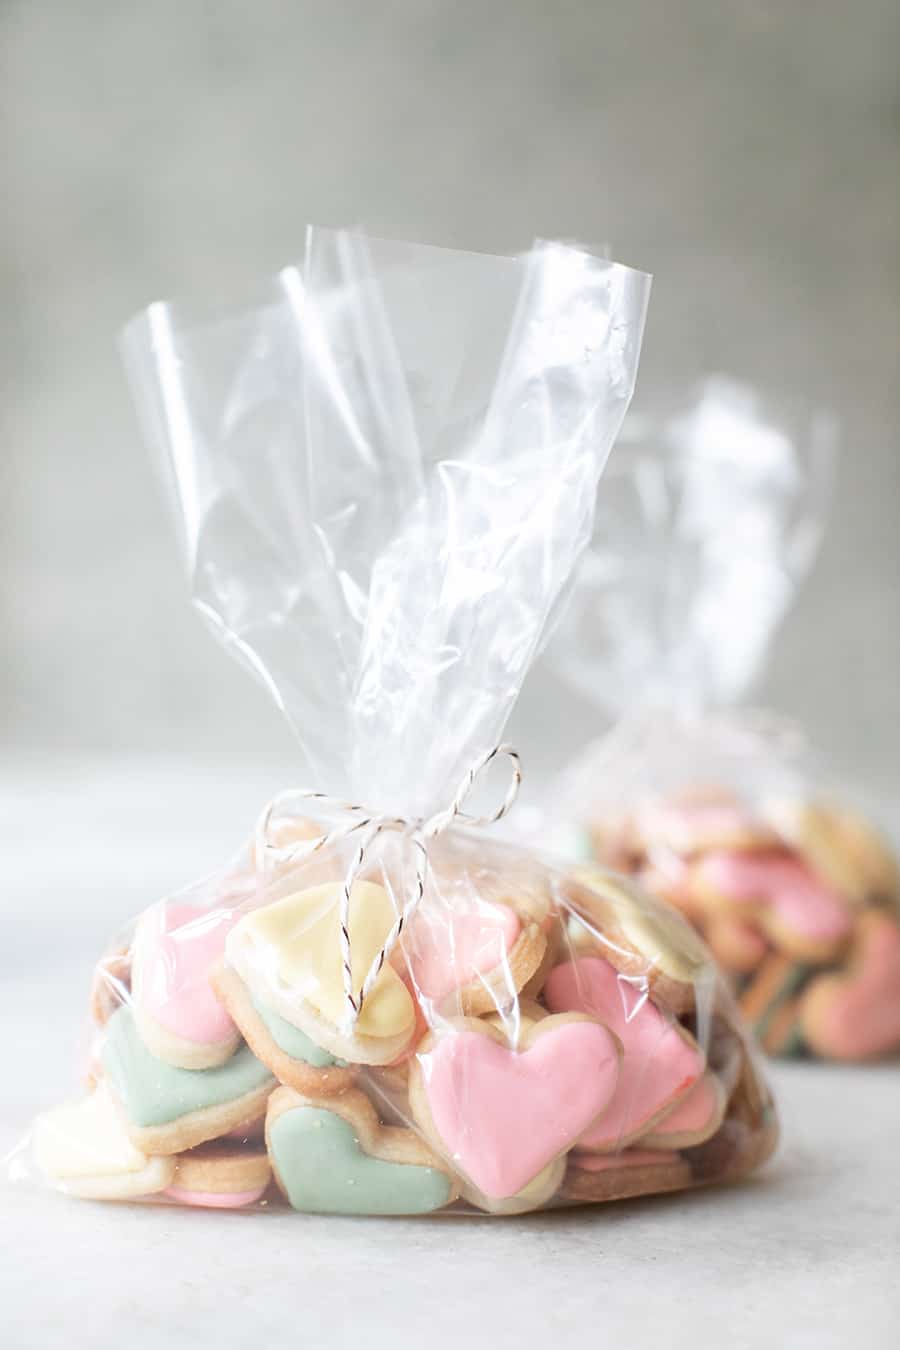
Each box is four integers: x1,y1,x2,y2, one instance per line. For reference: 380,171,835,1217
253,745,521,1029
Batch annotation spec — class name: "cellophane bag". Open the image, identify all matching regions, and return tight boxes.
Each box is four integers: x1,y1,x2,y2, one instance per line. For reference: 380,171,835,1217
13,232,776,1216
546,381,900,1061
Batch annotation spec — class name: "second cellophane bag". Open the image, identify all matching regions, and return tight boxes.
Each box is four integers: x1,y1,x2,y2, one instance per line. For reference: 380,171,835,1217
546,381,900,1061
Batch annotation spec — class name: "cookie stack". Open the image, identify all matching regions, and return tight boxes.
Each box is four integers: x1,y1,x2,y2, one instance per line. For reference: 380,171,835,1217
588,792,900,1059
33,843,776,1215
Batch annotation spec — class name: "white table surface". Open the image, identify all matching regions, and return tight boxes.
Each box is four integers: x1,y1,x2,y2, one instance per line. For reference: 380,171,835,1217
2,758,899,1349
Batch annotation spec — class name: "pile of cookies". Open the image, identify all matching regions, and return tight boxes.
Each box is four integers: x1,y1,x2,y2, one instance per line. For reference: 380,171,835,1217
588,791,900,1059
33,834,776,1215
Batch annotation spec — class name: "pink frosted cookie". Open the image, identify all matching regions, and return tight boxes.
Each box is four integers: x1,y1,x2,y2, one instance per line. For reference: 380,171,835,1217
763,799,900,909
166,1141,271,1208
693,851,853,961
132,901,243,1069
641,1071,727,1148
801,910,900,1060
544,956,704,1151
562,870,710,1016
402,894,547,1016
637,797,779,858
408,1013,620,1202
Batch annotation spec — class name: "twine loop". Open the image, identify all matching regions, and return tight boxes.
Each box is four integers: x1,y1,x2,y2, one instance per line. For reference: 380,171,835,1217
253,745,521,1029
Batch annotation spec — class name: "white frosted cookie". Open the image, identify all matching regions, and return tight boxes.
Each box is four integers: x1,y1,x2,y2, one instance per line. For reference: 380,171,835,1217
33,1082,175,1200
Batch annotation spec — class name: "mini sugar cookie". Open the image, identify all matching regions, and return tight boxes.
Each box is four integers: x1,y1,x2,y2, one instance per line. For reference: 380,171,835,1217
131,901,243,1069
691,851,853,963
640,1071,727,1149
397,842,555,1015
563,869,711,1014
166,1140,272,1208
33,1082,175,1200
426,836,555,929
459,1154,567,1215
266,1086,457,1215
401,892,547,1018
210,964,356,1096
801,910,900,1060
226,881,417,1066
636,792,779,858
561,1148,692,1204
544,955,705,1152
408,1013,621,1202
101,1005,275,1154
763,799,900,908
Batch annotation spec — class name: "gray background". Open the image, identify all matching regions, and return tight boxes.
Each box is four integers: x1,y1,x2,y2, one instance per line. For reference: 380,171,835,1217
3,0,899,791
2,12,899,1343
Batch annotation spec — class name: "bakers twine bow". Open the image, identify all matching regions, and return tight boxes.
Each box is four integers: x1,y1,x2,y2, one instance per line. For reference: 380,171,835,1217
253,745,522,1030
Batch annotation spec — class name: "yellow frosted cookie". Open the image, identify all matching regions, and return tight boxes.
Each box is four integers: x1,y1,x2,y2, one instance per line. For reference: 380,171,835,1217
226,881,417,1065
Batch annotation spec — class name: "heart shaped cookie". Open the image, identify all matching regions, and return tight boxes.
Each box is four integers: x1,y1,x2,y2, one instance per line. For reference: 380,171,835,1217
763,799,900,907
33,1082,175,1200
408,1013,621,1199
402,896,546,1017
457,1155,567,1215
226,881,417,1065
640,1071,727,1149
637,796,779,857
801,910,900,1060
266,1086,456,1215
210,964,356,1096
166,1140,272,1209
692,851,853,962
131,901,243,1069
101,1005,275,1154
563,869,710,1014
544,956,704,1151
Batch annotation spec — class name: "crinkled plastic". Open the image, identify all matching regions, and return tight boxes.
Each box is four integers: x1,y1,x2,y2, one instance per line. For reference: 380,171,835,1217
546,383,900,1061
549,376,836,716
13,231,776,1215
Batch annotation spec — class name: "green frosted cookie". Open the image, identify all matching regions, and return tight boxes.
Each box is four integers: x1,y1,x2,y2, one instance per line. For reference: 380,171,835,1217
268,1090,454,1216
102,1005,274,1129
251,993,344,1067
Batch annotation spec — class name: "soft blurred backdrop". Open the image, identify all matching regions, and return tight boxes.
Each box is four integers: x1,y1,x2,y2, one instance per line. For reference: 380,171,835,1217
3,2,899,919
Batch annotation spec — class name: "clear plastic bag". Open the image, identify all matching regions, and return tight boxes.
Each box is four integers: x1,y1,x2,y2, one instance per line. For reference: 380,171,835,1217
546,382,900,1061
15,231,776,1214
549,376,836,717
